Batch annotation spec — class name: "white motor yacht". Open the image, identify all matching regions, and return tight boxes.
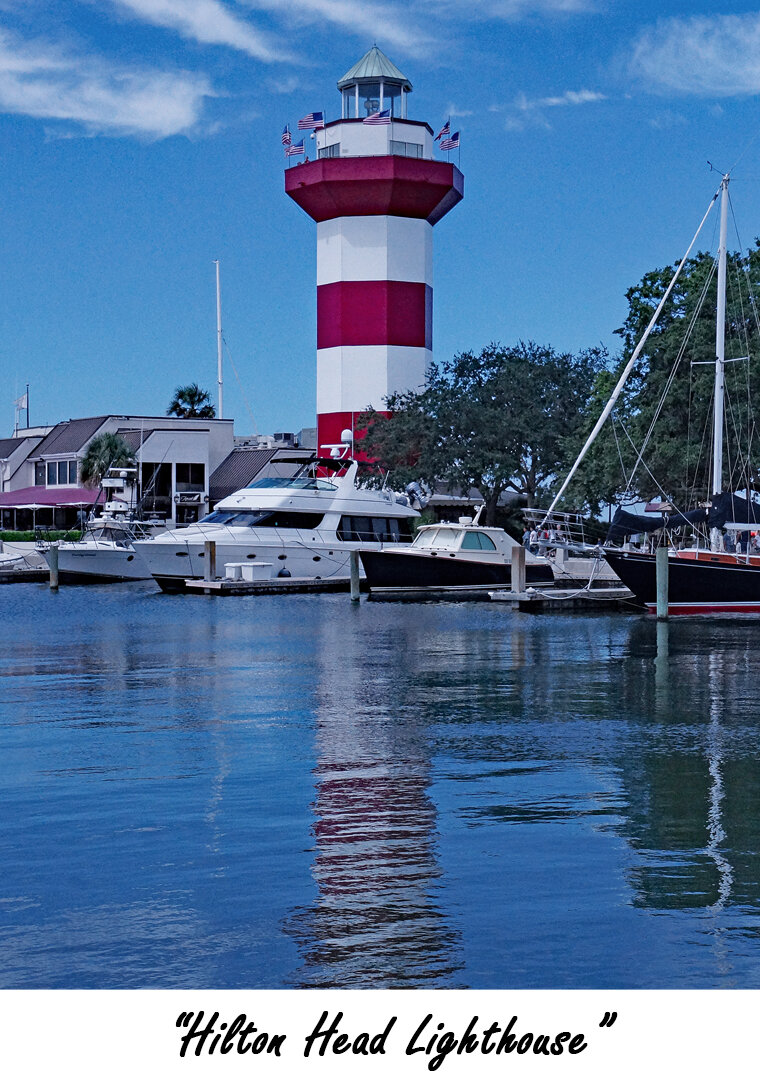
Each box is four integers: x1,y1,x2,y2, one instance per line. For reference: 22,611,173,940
132,455,419,592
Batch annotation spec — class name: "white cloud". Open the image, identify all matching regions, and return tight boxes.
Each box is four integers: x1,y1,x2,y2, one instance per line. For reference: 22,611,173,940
103,0,289,62
631,14,760,97
239,0,431,54
495,86,605,129
648,110,687,131
430,0,593,16
0,27,214,137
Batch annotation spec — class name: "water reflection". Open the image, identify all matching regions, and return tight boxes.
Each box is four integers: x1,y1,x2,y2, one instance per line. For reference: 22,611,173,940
285,608,464,987
619,620,760,949
5,585,760,987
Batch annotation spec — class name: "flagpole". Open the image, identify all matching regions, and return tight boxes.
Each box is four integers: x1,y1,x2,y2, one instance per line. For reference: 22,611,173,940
26,383,29,429
215,260,223,419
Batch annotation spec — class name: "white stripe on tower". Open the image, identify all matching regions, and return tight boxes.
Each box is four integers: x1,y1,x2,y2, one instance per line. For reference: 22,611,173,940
316,215,433,430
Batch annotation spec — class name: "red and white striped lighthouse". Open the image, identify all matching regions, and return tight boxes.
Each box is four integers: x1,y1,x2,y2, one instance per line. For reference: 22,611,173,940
285,47,463,454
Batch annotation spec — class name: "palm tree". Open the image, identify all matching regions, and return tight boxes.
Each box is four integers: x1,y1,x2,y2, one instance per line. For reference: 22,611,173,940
80,433,136,488
166,383,216,418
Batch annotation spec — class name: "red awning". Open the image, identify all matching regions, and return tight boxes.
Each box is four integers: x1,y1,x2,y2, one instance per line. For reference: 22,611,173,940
0,485,105,509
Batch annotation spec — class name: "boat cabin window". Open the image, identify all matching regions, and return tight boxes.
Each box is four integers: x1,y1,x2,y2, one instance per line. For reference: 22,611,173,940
460,531,498,551
200,509,325,530
337,515,414,542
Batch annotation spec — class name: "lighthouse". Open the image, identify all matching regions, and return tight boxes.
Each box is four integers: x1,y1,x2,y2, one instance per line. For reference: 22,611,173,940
285,46,464,454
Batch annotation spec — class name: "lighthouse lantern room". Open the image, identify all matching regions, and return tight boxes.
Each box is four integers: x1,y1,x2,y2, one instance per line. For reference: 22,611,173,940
285,46,464,455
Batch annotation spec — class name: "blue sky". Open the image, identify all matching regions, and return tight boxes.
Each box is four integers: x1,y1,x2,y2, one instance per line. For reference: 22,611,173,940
3,1,760,436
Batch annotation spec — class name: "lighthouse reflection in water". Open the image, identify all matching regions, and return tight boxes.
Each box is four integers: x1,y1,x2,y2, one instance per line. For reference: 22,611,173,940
2,583,760,988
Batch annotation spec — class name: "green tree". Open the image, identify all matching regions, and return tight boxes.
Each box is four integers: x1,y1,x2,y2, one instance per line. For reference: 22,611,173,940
359,342,607,524
166,383,216,418
569,243,760,512
80,433,136,488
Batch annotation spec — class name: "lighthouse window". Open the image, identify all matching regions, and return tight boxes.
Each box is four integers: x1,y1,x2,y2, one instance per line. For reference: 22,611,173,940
385,84,403,117
390,140,423,158
318,143,340,159
361,84,381,116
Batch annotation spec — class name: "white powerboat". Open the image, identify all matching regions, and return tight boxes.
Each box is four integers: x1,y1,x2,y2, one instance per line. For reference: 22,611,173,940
39,517,162,582
132,455,420,592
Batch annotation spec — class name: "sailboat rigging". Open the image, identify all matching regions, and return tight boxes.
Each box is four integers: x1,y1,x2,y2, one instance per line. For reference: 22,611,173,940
557,173,760,614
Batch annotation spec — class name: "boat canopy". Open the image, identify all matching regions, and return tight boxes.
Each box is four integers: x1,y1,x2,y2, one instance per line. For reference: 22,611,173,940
607,492,760,542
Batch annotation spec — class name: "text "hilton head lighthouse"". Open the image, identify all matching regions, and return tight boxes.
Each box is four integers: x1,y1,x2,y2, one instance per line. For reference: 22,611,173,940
285,47,464,454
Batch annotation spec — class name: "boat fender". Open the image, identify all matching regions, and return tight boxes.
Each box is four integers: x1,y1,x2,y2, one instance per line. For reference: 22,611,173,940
277,568,292,578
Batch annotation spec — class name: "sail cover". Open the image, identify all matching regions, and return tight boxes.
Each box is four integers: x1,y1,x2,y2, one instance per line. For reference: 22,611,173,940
606,492,760,542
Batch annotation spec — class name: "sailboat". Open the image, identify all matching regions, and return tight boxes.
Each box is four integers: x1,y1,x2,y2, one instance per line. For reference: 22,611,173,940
552,174,760,614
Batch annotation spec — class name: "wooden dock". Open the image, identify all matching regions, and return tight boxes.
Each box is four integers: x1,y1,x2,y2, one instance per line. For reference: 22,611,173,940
0,567,47,585
183,576,360,596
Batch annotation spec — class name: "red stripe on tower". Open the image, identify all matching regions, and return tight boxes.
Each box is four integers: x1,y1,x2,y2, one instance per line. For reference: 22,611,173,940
285,47,463,457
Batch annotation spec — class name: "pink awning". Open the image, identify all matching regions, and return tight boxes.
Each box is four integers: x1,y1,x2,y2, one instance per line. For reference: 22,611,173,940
0,485,105,509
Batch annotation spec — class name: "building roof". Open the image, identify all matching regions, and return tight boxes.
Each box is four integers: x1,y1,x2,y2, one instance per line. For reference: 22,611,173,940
0,484,104,508
33,417,108,457
209,448,277,503
0,437,26,459
338,46,412,91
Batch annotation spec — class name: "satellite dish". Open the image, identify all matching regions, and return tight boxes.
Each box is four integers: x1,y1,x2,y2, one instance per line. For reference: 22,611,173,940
340,428,353,444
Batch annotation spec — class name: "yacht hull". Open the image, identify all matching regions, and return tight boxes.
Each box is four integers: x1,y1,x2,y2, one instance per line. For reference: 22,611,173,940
136,537,364,593
46,546,151,582
603,549,760,614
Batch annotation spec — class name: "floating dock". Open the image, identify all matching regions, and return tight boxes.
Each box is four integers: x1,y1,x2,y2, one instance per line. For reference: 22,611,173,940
183,576,359,596
489,587,639,612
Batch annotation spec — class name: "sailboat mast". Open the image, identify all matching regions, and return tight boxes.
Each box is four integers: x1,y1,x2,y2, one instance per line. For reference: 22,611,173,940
215,259,223,419
712,176,729,497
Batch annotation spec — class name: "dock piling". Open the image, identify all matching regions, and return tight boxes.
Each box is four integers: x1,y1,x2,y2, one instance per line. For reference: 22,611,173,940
350,550,361,602
204,540,217,580
511,545,526,594
656,545,669,620
48,542,59,590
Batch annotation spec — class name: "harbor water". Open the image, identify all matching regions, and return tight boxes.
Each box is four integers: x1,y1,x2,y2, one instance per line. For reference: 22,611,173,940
2,582,760,989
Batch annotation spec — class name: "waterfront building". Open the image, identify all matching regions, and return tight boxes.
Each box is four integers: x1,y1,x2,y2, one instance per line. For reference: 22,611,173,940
0,414,234,530
285,46,463,455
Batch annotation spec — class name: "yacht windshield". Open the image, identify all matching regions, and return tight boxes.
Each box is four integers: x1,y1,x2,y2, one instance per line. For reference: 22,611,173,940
413,528,460,550
247,477,337,492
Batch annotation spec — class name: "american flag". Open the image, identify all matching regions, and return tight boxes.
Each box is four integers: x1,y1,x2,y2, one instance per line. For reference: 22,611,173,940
434,120,450,142
363,108,391,125
298,111,324,130
285,139,305,157
281,125,292,146
440,131,460,151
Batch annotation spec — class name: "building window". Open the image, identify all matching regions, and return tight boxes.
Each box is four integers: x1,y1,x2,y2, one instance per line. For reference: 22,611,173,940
44,459,77,485
318,143,340,159
390,140,422,158
175,462,205,490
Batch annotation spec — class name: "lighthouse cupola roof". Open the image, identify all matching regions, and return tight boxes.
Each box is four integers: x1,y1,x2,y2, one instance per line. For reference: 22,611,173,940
337,45,412,119
337,46,412,91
